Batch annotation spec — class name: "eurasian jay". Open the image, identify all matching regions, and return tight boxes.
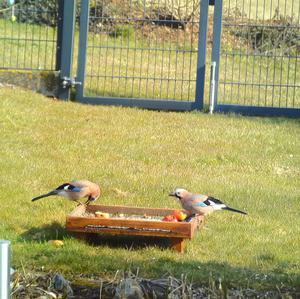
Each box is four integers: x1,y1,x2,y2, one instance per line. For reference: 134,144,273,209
32,180,100,205
169,188,247,216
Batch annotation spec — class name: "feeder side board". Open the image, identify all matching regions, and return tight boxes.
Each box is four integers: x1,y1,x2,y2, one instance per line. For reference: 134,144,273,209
66,216,193,238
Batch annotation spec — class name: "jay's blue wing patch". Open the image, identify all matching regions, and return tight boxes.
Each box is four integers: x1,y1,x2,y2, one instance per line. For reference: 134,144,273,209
195,202,207,207
56,183,81,192
71,186,81,192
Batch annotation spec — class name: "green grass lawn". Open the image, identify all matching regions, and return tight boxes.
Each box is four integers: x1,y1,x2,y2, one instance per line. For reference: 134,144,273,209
1,86,299,293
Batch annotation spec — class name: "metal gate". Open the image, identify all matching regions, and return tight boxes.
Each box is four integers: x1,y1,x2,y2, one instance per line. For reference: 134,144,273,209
1,0,299,116
211,0,300,117
74,0,210,111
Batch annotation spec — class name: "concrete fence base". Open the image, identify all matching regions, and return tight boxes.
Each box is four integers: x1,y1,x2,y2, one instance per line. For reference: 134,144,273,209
0,70,59,97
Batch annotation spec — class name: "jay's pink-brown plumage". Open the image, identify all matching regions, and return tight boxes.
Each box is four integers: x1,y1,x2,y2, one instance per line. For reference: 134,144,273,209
169,188,247,216
32,180,100,205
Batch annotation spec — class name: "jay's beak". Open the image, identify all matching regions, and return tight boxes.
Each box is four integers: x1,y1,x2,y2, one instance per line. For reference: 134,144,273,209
169,192,176,197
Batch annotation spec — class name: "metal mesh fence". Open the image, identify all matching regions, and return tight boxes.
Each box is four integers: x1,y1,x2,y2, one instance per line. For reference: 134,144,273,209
219,0,300,108
0,1,58,71
1,0,298,111
84,0,201,101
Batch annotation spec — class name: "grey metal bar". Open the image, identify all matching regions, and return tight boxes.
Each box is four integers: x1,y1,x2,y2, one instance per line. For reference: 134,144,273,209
88,16,200,24
222,23,300,29
57,0,76,100
0,37,57,43
0,67,57,72
76,0,90,99
95,0,105,96
219,81,300,89
194,0,210,109
215,104,300,118
220,52,299,60
86,74,195,83
77,96,196,111
0,240,11,299
55,0,64,71
211,0,223,107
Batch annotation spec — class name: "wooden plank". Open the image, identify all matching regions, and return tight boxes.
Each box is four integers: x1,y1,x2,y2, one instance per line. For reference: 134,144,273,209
67,214,190,231
68,226,186,238
66,216,192,238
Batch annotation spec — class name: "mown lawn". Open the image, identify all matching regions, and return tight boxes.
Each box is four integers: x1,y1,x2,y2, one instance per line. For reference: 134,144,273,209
0,86,299,293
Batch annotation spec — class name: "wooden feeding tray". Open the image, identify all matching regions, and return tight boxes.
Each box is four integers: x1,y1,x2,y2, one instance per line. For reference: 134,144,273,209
66,204,204,252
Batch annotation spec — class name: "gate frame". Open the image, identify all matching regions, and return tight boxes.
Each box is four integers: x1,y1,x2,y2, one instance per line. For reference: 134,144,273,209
57,0,300,117
210,0,300,117
56,0,76,100
74,0,210,111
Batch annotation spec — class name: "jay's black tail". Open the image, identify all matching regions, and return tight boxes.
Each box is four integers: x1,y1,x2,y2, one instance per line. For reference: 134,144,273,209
32,190,58,202
222,206,247,215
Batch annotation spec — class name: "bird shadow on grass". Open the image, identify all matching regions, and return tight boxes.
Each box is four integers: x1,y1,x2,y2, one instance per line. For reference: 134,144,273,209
19,221,71,242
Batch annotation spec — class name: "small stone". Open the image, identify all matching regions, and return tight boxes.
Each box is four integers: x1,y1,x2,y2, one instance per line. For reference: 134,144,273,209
52,273,73,297
113,278,144,299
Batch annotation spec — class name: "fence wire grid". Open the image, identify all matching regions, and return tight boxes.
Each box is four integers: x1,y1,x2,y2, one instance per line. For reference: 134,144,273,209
219,0,300,108
84,0,201,101
0,0,299,112
0,1,58,71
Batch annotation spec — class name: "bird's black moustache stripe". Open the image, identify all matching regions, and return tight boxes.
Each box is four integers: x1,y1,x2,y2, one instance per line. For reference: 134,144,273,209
174,194,182,200
169,191,183,200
